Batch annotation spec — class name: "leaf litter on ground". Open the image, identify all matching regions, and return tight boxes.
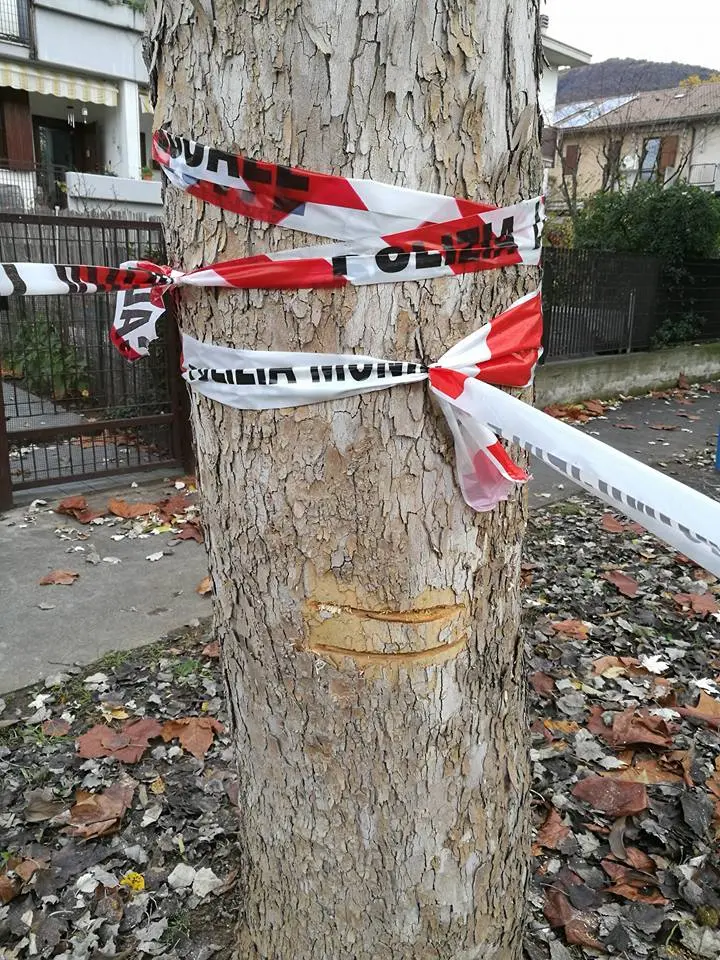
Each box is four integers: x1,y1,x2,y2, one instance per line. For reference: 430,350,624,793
524,482,720,960
4,453,720,959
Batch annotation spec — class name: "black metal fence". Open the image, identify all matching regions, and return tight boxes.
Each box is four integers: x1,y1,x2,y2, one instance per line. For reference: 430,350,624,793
0,213,191,507
542,248,662,360
542,248,720,361
661,260,720,342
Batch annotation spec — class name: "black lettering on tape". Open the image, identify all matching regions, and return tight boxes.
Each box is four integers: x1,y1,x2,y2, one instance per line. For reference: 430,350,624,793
348,364,373,381
331,255,356,277
457,227,480,263
413,244,443,269
276,165,310,192
232,370,256,385
115,310,153,338
241,159,272,185
211,370,229,384
205,149,240,180
376,247,411,274
496,216,517,255
268,368,298,385
256,369,267,385
441,235,457,266
182,141,206,168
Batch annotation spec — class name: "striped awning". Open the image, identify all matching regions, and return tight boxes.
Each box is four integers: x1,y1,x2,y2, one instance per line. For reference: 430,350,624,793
0,61,118,107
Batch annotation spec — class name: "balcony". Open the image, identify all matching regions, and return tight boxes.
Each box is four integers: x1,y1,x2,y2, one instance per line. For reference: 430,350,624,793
0,0,30,46
0,161,69,212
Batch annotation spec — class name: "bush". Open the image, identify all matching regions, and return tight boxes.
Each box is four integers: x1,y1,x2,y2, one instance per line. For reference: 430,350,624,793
574,183,720,345
573,182,720,262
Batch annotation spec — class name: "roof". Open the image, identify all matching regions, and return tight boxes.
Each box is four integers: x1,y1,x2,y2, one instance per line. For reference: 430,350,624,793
555,82,720,131
542,35,592,70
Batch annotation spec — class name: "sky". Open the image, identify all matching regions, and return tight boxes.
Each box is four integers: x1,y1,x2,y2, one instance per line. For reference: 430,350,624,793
543,0,720,70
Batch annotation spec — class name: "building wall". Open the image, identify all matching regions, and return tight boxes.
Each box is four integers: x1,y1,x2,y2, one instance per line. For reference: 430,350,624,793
548,125,696,209
539,67,559,125
33,0,146,83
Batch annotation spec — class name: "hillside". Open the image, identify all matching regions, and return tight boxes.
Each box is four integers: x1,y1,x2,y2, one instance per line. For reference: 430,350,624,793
556,58,720,104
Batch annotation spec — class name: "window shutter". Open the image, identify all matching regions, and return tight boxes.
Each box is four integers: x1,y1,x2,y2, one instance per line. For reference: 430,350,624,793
659,135,679,172
562,144,579,175
2,90,34,169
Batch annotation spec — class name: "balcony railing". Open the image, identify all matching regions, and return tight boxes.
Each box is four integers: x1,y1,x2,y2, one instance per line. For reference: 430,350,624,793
0,162,69,212
0,0,30,45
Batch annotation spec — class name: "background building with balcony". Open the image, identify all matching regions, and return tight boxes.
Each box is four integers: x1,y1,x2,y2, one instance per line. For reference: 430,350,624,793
0,0,160,216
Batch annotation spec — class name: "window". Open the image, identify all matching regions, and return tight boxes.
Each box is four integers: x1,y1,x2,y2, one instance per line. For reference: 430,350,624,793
639,138,661,181
639,135,679,182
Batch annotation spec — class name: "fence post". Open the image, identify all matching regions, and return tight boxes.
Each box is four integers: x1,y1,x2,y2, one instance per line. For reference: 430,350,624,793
0,379,13,511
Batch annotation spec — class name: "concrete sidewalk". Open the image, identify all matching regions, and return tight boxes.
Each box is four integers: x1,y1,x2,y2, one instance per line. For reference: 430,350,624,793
1,383,718,694
528,383,720,504
0,474,210,694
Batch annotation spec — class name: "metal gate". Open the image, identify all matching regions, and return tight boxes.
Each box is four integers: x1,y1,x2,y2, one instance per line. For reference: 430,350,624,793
542,248,661,360
0,213,192,509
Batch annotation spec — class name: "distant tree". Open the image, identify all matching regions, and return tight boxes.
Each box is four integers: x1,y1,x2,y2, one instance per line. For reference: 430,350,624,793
680,72,720,87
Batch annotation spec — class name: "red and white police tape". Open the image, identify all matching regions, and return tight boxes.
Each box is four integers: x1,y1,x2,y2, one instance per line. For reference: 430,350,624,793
181,291,720,576
0,129,718,574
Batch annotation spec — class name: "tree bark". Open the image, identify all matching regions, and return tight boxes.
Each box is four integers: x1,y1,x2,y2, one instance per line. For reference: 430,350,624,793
147,1,542,956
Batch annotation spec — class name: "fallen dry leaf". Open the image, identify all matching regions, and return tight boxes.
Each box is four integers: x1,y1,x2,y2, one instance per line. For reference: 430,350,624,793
42,718,71,737
66,778,136,839
529,672,555,696
107,498,159,519
603,570,639,598
542,718,580,736
614,422,636,429
535,806,570,851
157,493,193,522
649,423,677,431
161,716,224,761
601,858,668,905
24,788,67,823
176,520,204,543
39,569,79,586
196,576,212,596
572,775,648,817
551,619,590,640
603,756,682,785
0,873,19,905
675,691,720,729
672,592,719,617
77,718,163,764
601,513,627,534
55,495,105,524
678,373,690,389
588,706,675,749
583,399,605,415
13,857,47,884
543,886,603,950
592,655,642,677
201,641,220,658
707,758,720,829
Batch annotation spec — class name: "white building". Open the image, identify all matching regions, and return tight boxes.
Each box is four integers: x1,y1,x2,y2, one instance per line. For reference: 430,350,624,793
0,0,160,215
539,15,592,185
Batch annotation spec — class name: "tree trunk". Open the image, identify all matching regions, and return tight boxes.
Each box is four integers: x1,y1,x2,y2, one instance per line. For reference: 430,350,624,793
148,1,542,956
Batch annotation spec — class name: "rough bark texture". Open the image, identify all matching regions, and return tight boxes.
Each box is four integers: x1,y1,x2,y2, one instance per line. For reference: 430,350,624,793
147,2,542,956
